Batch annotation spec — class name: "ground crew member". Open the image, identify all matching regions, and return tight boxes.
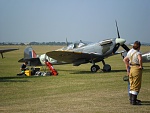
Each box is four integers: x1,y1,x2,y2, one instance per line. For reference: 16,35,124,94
17,61,28,75
123,41,143,105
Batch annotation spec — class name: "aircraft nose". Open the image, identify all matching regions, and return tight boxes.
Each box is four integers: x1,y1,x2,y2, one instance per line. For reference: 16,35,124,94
115,38,126,45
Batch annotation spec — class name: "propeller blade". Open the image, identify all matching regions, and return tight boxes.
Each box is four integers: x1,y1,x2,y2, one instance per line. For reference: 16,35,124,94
121,44,130,52
115,20,120,38
113,43,120,53
115,21,130,52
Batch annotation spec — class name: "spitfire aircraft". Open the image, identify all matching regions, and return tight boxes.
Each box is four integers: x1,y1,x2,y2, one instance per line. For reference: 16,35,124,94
0,48,19,58
19,44,150,72
46,22,130,72
19,21,150,72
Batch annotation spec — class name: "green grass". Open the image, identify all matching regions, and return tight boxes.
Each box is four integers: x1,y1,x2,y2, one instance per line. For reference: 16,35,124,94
0,45,150,113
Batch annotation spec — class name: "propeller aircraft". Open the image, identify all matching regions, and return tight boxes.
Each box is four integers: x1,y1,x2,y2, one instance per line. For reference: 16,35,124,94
19,44,150,72
46,21,130,72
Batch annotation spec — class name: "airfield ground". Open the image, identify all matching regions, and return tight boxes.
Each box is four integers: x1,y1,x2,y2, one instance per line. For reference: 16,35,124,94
0,45,150,113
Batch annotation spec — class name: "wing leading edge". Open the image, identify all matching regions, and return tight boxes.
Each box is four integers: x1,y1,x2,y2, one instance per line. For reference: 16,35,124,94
46,51,103,66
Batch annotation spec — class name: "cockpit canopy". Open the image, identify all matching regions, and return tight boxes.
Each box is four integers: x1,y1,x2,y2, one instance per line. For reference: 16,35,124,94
99,39,112,46
59,41,87,51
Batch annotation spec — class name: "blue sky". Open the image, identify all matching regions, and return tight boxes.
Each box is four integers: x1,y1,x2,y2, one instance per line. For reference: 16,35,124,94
0,0,150,43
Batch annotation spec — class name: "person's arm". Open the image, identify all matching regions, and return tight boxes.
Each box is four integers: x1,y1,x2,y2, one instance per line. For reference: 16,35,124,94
138,54,143,69
20,64,25,71
123,57,130,75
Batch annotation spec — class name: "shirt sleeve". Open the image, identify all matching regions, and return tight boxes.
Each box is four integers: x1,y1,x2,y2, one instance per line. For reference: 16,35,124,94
126,50,131,58
136,51,142,56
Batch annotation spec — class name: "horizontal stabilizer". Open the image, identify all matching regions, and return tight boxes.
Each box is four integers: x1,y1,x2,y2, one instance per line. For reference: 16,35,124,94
18,58,42,66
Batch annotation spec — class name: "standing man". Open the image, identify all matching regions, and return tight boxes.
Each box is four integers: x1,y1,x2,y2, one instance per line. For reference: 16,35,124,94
123,41,143,105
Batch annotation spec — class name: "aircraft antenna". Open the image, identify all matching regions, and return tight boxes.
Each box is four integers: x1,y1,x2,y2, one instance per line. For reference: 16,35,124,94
66,38,68,46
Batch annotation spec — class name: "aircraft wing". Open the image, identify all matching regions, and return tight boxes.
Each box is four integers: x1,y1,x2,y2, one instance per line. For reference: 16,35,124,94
0,48,19,58
0,48,19,53
46,51,103,66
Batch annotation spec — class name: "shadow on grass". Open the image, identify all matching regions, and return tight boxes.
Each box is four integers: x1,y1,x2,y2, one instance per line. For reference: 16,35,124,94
110,70,126,73
0,76,29,82
57,69,127,74
0,75,52,82
112,68,150,73
56,68,150,75
70,69,126,74
141,101,150,105
56,69,91,74
70,71,94,74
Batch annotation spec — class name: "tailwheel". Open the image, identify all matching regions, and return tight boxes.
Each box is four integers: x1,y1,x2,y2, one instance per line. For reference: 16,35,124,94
103,64,111,72
91,65,100,72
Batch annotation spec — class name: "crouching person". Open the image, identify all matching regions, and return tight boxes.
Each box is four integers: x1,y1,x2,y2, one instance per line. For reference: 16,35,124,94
17,61,28,76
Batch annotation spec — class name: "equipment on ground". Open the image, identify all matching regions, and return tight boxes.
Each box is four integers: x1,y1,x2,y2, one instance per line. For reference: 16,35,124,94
45,60,58,76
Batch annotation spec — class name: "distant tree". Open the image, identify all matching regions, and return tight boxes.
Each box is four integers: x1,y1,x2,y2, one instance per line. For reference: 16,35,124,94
20,43,25,45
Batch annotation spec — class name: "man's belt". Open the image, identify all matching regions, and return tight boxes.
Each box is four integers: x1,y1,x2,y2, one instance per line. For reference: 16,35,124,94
130,64,140,66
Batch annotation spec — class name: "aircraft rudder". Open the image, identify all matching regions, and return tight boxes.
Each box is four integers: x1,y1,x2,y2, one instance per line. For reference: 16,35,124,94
24,46,37,59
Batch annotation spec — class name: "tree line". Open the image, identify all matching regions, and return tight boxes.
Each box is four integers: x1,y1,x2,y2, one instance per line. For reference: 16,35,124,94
0,41,72,45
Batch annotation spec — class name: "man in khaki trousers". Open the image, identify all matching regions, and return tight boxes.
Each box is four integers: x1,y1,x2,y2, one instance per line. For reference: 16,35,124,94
123,41,143,105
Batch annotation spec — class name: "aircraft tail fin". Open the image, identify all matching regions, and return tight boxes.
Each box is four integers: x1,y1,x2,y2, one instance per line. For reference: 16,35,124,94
24,46,37,59
18,46,42,66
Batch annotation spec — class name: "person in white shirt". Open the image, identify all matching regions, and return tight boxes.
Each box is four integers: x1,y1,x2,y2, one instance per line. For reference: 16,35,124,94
123,41,143,105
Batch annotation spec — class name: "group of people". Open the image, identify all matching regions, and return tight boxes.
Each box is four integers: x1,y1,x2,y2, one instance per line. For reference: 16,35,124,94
123,41,143,105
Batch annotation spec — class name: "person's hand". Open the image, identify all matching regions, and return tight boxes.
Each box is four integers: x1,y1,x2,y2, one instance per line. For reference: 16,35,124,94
127,71,130,76
139,66,143,70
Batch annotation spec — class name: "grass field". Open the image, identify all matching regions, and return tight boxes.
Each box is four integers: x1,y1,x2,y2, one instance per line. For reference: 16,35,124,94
0,45,150,113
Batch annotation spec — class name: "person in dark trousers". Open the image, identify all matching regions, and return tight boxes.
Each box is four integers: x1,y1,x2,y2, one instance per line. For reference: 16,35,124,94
123,41,143,105
17,61,28,75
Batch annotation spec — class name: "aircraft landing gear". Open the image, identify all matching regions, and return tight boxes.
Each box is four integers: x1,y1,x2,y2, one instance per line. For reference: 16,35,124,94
91,65,100,72
103,64,111,72
90,60,111,72
102,60,111,72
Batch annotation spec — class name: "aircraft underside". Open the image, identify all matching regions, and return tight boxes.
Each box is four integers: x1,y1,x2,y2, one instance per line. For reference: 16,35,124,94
73,59,111,72
90,60,111,72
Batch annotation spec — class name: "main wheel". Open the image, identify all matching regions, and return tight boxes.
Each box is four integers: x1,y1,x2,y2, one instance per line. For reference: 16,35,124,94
103,64,111,72
91,65,100,72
